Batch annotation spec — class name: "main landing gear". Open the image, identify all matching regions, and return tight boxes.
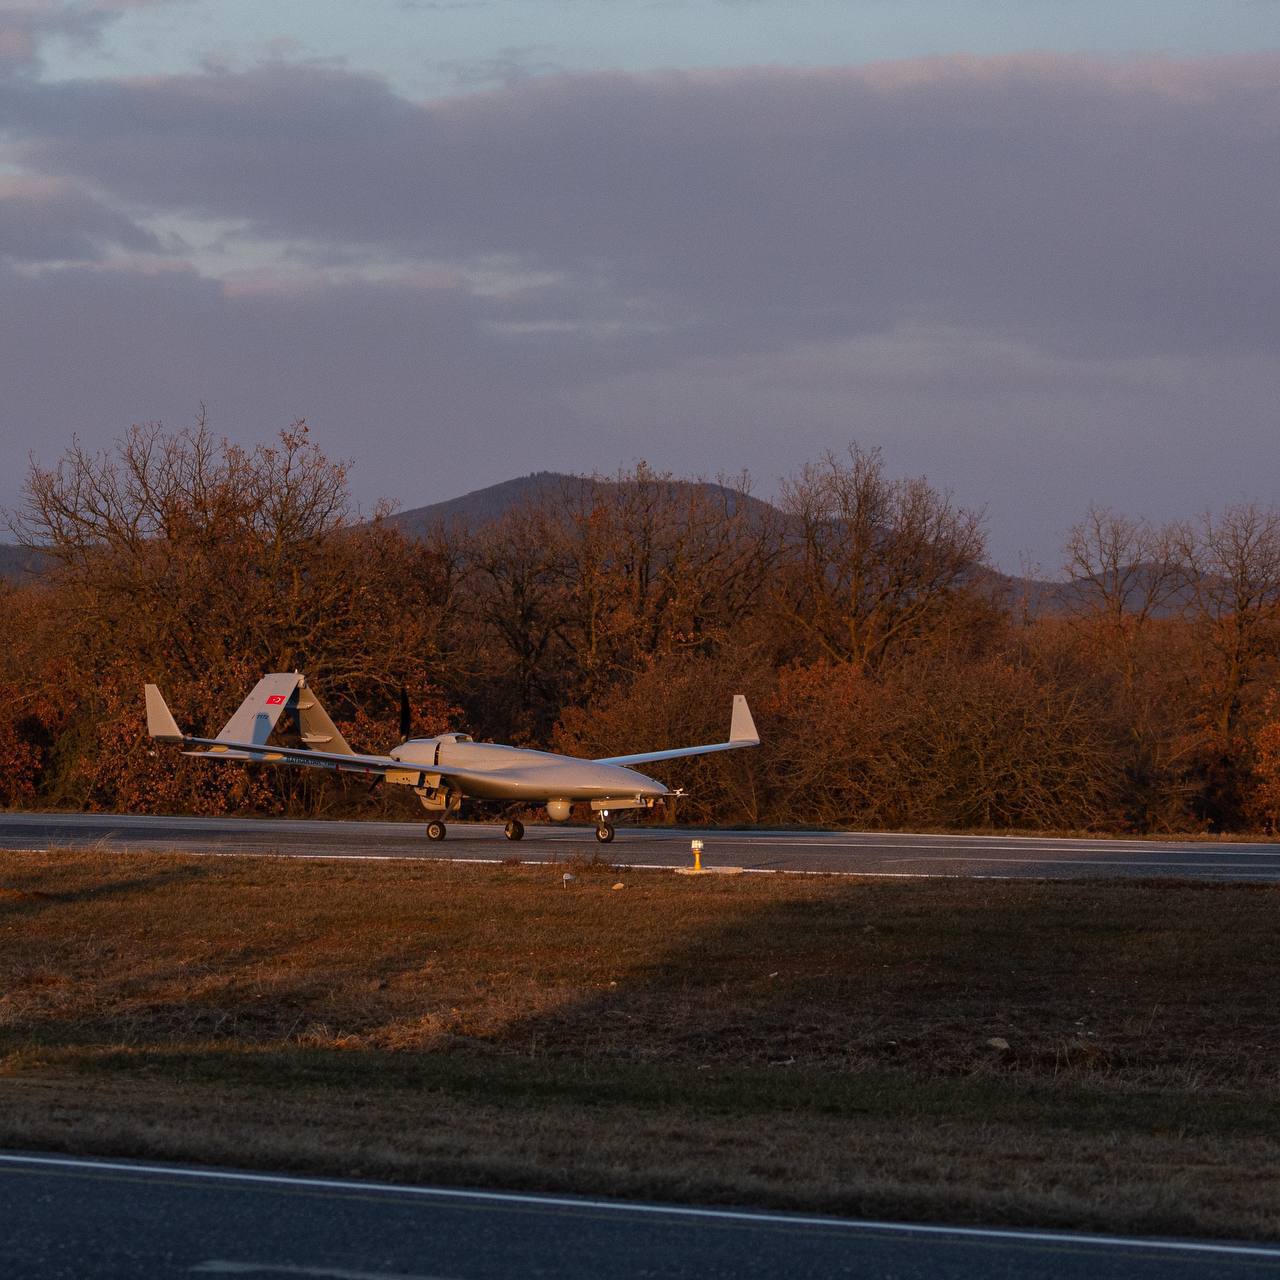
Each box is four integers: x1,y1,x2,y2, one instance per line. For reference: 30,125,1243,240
594,806,615,843
428,816,609,841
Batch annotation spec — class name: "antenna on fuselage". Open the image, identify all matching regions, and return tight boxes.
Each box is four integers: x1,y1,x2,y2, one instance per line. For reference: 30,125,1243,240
399,685,412,743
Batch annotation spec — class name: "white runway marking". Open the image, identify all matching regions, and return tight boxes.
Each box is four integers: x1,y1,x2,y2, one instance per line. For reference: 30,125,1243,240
192,1264,451,1279
882,856,1279,869
7,840,1280,884
3,1153,1279,1262
0,845,972,879
729,838,1280,855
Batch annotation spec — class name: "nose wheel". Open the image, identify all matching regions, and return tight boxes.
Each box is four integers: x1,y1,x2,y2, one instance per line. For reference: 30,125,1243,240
426,820,446,841
504,819,525,841
595,822,615,843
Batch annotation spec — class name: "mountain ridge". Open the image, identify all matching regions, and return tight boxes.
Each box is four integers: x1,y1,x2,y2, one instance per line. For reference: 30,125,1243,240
382,470,775,538
2,470,1073,608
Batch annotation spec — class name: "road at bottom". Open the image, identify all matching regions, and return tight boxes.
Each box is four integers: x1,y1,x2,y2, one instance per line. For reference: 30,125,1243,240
1,1153,1277,1280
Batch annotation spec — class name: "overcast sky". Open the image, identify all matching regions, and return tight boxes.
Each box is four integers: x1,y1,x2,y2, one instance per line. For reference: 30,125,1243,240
2,2,1278,572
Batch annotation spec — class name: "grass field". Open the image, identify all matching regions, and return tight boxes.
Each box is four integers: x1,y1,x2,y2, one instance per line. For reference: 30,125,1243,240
1,849,1278,1239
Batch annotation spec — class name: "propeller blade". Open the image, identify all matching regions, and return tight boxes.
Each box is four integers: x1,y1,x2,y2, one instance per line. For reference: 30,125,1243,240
399,686,411,741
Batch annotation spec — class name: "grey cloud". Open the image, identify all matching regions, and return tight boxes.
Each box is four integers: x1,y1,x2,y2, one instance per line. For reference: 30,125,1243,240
434,45,567,90
0,260,589,518
0,178,161,261
4,250,1275,572
3,53,1280,570
0,7,83,75
0,1,175,76
4,56,1279,360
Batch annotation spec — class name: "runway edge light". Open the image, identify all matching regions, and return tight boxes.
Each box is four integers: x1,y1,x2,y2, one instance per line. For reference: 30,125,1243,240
675,838,711,876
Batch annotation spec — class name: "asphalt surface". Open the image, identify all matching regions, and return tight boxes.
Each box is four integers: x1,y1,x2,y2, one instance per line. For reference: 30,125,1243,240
3,811,1280,881
2,1152,1278,1279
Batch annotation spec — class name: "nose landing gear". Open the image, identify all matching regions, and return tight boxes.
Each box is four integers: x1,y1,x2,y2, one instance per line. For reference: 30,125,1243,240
504,819,525,841
595,809,615,843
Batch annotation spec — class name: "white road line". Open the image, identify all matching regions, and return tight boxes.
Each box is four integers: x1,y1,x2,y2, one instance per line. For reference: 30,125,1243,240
192,1264,450,1279
13,829,1280,860
12,831,1280,858
881,856,1280,870
12,813,1280,848
719,839,1280,855
6,813,1276,847
0,845,991,879
2,1153,1277,1261
7,845,1280,881
6,817,1280,855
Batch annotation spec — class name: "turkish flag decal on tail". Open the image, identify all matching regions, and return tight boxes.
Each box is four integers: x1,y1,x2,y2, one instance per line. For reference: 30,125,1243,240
266,694,286,705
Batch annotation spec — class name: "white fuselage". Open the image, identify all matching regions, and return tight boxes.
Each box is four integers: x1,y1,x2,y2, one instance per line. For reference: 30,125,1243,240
389,736,667,803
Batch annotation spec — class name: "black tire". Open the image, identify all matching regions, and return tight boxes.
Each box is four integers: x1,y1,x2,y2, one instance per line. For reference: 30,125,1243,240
595,823,615,844
504,819,525,841
426,820,446,842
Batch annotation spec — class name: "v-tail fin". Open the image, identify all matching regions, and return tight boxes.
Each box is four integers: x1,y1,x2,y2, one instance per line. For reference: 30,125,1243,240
214,673,303,746
144,684,184,743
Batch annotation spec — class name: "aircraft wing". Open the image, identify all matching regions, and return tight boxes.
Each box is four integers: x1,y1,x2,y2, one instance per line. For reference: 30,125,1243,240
594,694,759,767
145,684,492,789
181,734,398,775
180,732,505,791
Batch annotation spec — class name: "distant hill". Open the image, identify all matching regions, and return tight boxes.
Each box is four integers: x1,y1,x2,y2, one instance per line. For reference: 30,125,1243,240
0,472,773,580
980,562,1198,619
384,472,589,538
384,471,776,539
3,473,1186,619
0,544,49,583
979,567,1074,616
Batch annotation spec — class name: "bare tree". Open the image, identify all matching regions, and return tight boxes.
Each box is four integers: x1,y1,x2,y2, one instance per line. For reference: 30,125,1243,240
11,417,355,677
776,444,987,671
1063,504,1185,631
463,500,571,742
1178,502,1280,740
7,418,455,813
550,464,783,697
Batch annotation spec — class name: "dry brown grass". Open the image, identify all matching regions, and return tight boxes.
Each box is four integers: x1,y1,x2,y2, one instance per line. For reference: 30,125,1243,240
1,848,1278,1239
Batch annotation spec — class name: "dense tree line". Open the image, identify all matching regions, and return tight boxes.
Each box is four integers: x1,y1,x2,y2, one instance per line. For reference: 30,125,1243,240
4,421,1280,833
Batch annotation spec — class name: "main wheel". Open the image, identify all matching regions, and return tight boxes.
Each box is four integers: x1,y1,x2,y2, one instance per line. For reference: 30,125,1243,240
504,819,525,841
595,823,615,844
426,820,446,841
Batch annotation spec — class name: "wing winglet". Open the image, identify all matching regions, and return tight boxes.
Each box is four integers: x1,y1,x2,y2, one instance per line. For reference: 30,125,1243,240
730,694,759,746
593,695,760,767
145,684,184,743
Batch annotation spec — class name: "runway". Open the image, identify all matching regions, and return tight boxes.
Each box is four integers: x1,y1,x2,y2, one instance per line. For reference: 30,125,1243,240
3,810,1280,881
2,1152,1277,1279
